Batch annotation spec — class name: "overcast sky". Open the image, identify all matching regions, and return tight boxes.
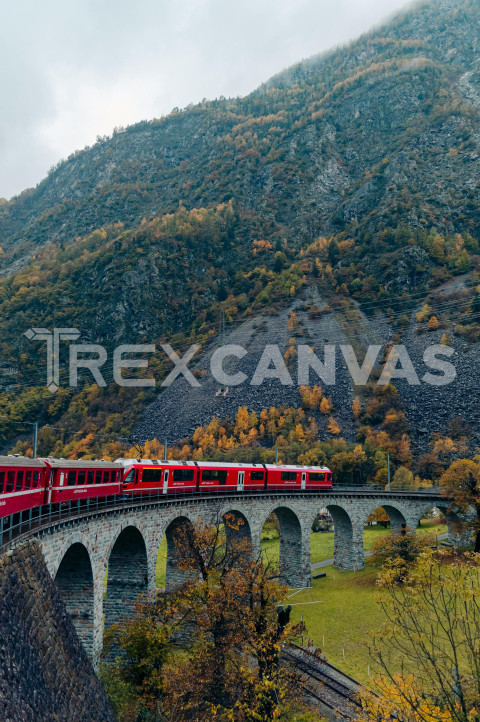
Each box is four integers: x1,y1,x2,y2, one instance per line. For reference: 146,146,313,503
1,0,413,199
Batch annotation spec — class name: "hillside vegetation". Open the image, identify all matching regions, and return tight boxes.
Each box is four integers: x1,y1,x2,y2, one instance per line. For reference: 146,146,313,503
1,0,480,467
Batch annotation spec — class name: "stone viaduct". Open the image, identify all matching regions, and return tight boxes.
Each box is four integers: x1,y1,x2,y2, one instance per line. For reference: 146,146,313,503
4,491,458,667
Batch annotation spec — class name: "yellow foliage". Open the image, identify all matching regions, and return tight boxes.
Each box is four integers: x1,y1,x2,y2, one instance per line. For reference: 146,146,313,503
416,303,432,323
252,239,274,255
299,385,323,410
234,406,250,435
287,311,299,332
360,675,454,721
352,397,362,418
327,417,340,435
427,315,439,330
320,396,332,414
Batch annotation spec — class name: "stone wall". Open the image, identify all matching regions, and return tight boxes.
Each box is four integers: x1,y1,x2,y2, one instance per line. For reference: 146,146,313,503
0,541,115,722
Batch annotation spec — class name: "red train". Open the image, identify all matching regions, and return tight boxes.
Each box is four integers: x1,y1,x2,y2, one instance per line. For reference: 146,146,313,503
120,460,333,495
0,454,332,522
0,455,122,517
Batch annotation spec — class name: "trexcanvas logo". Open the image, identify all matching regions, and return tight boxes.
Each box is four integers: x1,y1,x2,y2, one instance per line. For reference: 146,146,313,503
24,327,458,394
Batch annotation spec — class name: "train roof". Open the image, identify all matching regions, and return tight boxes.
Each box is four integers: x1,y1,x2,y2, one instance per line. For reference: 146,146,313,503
115,459,331,471
0,455,47,467
116,459,265,468
42,458,122,469
264,464,331,472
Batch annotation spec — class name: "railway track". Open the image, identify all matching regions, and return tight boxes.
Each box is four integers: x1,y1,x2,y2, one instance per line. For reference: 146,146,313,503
284,644,362,719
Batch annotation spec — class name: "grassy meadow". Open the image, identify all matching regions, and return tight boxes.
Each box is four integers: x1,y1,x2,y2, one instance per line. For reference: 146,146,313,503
152,519,448,683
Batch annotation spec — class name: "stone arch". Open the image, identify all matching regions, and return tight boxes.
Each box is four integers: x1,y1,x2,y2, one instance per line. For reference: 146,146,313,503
45,531,95,580
413,502,470,546
261,506,305,587
362,502,411,534
325,504,364,571
222,508,253,555
104,525,149,630
55,542,95,657
164,515,195,590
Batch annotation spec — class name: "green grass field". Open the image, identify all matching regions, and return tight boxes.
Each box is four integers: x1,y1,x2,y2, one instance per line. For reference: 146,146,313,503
286,560,384,686
260,520,447,567
154,520,448,684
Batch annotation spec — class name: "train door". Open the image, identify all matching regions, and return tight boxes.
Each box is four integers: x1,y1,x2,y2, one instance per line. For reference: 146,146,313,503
162,469,169,494
301,471,306,490
237,470,245,492
47,469,54,504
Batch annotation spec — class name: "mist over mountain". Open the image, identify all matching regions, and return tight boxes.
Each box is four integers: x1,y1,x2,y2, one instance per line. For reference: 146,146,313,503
1,0,479,464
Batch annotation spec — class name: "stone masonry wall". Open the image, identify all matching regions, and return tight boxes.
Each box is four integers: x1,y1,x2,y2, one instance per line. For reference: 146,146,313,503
0,541,115,722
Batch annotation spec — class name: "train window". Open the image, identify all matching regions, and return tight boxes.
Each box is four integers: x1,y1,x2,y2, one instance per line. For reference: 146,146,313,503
6,470,15,492
94,470,103,484
280,472,297,481
25,470,32,489
78,470,86,485
15,470,24,491
327,473,332,481
202,469,227,485
309,472,325,481
33,470,39,487
173,468,195,482
124,469,135,484
67,470,76,485
143,468,163,483
87,469,94,485
0,470,4,493
250,470,264,481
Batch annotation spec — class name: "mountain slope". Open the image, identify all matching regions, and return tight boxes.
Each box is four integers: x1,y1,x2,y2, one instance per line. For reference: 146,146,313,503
1,0,479,271
0,0,480,462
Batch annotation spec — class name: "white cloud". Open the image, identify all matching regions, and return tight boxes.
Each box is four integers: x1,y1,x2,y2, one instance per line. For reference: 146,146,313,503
0,0,411,198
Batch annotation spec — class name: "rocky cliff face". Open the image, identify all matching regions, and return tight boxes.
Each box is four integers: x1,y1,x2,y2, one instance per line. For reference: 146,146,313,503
134,277,480,454
0,542,115,722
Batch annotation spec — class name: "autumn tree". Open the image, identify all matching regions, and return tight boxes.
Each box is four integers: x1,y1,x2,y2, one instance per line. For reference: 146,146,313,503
320,396,332,415
370,528,435,581
427,315,439,331
352,397,362,419
327,417,340,435
440,458,480,552
299,385,323,410
104,517,308,721
366,507,390,528
391,466,416,491
364,550,480,720
359,675,454,721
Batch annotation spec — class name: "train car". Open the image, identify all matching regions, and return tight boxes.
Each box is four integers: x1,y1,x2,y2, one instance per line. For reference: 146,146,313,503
196,461,267,493
45,458,123,505
118,459,332,495
306,466,333,490
118,460,268,495
119,459,197,496
265,464,333,491
0,455,48,518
